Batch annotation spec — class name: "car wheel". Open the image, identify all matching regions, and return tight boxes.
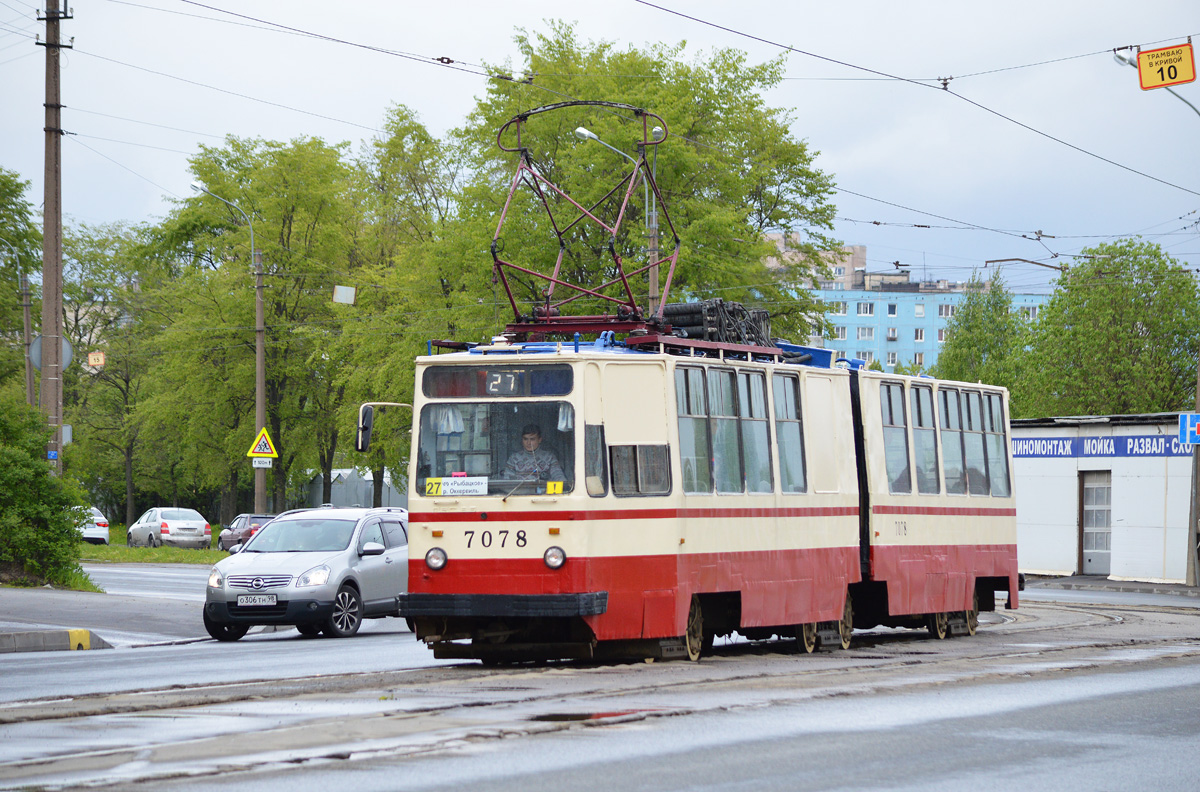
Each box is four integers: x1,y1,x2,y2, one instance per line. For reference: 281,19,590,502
323,585,363,638
203,610,248,642
126,532,133,546
296,623,321,637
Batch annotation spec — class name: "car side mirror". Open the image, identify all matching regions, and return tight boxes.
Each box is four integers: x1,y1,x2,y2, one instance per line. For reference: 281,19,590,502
229,543,243,554
360,541,385,556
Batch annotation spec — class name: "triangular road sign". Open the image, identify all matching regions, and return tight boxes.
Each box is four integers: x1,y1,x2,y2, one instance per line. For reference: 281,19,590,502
246,427,278,458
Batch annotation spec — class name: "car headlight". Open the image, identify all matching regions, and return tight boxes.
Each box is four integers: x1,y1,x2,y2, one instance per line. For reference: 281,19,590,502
207,567,223,589
425,547,447,570
544,546,566,569
297,564,331,588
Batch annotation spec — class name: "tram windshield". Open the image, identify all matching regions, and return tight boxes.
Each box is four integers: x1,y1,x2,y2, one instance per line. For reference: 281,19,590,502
415,402,575,497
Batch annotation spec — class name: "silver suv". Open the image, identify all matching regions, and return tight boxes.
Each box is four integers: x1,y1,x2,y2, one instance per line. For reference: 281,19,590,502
202,507,408,641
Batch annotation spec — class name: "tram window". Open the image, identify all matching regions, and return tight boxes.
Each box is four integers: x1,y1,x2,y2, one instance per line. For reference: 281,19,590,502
611,445,671,496
739,371,772,493
880,382,911,494
910,385,939,494
984,393,1011,497
773,373,807,493
708,369,743,494
416,402,574,496
939,388,967,495
585,424,608,497
962,391,989,496
675,367,713,494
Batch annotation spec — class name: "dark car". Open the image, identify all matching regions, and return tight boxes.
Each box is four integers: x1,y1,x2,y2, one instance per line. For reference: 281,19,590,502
218,513,276,551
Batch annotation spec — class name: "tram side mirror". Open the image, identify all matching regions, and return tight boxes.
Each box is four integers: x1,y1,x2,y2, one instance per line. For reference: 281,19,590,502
355,404,375,453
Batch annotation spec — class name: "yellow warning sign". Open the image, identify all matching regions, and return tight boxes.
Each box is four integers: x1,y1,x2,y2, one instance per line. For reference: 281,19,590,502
1138,43,1196,90
246,427,278,458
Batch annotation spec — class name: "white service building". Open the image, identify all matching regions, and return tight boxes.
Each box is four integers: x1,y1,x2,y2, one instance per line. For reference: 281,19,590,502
1011,413,1193,583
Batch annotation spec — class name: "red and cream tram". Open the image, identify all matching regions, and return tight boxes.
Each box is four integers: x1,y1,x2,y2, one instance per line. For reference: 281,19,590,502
372,341,1017,663
355,101,1017,662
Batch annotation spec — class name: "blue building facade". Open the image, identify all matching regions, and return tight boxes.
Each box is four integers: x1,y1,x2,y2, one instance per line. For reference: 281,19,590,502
811,288,1049,372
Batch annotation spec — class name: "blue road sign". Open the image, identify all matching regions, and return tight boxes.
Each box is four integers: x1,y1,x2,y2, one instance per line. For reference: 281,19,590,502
47,450,58,460
1178,413,1200,445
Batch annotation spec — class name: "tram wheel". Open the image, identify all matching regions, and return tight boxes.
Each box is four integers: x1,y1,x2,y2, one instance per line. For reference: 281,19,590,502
964,591,979,636
796,622,818,654
836,594,853,650
684,596,704,662
926,611,949,640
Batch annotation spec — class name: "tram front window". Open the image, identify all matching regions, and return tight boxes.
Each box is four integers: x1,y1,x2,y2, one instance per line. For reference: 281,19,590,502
416,402,575,497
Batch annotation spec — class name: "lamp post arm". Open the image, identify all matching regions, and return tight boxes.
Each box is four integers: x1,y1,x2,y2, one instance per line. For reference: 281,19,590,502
192,184,255,262
1114,52,1200,119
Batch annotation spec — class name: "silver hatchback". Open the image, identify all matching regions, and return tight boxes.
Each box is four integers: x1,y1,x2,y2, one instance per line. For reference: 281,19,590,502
202,507,408,641
128,507,211,549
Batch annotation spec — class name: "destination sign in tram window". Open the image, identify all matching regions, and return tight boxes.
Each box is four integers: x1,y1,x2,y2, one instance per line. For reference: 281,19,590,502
423,365,573,398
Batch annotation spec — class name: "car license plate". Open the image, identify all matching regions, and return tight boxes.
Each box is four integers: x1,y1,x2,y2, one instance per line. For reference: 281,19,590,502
237,594,277,606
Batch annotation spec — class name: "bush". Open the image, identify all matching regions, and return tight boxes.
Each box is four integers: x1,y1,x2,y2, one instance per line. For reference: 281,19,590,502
0,398,88,585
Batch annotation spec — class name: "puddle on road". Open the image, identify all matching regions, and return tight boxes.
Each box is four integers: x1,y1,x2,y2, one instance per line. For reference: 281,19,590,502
528,710,652,722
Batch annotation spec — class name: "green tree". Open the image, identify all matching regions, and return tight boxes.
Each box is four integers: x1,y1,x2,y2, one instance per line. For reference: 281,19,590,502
336,105,483,504
60,222,157,526
0,392,86,584
454,22,839,338
932,273,1025,400
1021,239,1200,417
154,136,358,515
0,167,42,386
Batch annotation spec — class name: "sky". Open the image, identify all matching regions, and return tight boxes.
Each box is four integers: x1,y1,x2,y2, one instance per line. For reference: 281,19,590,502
1,0,1198,296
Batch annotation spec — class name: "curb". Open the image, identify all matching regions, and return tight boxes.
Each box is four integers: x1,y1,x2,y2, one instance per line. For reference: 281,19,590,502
1033,581,1200,598
0,629,114,654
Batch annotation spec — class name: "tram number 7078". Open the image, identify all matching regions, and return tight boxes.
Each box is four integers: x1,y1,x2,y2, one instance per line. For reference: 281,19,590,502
464,529,528,549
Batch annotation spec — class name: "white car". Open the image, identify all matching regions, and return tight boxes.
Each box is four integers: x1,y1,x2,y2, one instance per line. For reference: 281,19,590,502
127,507,211,549
77,506,110,545
203,507,408,641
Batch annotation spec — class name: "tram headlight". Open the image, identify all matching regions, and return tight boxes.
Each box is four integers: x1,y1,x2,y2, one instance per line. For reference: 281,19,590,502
425,547,448,570
543,546,566,569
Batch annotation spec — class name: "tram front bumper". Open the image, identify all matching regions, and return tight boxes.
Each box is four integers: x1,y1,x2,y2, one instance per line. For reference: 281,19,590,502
396,591,608,618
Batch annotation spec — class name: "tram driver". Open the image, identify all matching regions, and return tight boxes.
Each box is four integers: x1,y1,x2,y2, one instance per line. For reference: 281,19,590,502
503,423,566,482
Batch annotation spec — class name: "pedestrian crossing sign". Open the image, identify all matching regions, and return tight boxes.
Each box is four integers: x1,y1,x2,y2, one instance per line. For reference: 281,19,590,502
246,427,279,458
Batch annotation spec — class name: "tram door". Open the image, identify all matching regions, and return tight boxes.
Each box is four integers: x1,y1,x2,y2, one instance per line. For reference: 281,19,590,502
1080,470,1112,575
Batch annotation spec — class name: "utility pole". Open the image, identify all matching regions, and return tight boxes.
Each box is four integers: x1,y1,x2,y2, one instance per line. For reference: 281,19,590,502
1190,371,1200,587
37,0,71,474
1116,50,1200,585
190,182,265,512
255,251,266,513
647,125,663,315
20,271,35,406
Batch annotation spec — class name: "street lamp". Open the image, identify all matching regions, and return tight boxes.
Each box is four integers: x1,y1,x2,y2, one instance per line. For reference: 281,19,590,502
191,182,268,514
574,126,639,168
1113,52,1200,118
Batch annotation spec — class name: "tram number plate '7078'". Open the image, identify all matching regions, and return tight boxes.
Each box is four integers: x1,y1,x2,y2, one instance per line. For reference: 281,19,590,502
462,529,527,549
237,594,277,606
